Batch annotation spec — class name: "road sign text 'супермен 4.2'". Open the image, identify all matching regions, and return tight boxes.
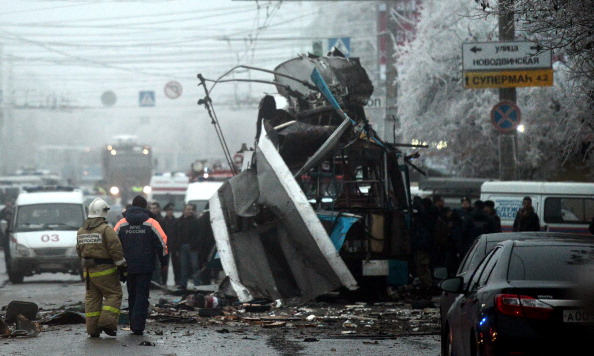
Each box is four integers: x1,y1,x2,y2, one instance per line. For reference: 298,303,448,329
462,41,553,89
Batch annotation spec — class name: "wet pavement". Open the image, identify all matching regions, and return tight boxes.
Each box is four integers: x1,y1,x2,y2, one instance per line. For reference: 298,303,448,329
0,251,440,355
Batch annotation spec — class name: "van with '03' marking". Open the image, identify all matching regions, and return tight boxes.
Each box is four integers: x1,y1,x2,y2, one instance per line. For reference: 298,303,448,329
480,181,594,235
1,186,86,283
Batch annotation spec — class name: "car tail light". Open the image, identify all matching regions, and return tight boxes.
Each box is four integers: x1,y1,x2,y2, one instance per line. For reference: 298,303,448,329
495,294,553,320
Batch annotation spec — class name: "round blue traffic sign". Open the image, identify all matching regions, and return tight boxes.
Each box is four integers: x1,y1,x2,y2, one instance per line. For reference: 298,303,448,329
491,101,521,133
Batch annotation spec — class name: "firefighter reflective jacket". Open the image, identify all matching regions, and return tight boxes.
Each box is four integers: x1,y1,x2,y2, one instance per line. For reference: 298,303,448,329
114,206,168,274
77,217,126,267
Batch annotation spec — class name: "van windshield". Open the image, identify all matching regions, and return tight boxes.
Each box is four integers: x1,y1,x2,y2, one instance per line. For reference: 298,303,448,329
15,203,84,231
152,194,186,213
187,200,208,214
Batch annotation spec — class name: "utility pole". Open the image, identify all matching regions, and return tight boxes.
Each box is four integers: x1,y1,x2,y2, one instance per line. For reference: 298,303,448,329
384,1,398,144
498,0,518,180
0,44,4,175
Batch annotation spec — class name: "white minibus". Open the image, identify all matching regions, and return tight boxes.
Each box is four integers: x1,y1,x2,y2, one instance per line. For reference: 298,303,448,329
480,181,594,235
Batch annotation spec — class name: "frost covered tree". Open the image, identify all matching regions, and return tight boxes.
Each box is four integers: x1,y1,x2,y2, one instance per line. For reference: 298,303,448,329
397,0,592,179
475,0,594,103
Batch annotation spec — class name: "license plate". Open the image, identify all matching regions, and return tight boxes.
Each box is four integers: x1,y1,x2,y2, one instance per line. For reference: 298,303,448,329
40,263,64,270
563,309,594,323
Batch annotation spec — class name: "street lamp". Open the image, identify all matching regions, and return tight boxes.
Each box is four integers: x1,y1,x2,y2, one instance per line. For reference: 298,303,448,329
517,124,525,133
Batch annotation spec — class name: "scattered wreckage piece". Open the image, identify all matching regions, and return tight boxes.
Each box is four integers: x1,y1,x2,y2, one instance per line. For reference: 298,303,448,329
0,317,10,336
5,300,38,323
0,314,41,338
15,314,41,337
0,301,41,338
39,311,85,325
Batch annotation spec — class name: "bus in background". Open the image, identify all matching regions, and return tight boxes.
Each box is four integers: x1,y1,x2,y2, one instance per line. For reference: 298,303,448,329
480,181,594,235
101,135,153,205
147,172,189,217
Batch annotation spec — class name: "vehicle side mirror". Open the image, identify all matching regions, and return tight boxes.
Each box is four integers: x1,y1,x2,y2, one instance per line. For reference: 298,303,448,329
0,220,7,235
438,277,464,293
433,266,448,280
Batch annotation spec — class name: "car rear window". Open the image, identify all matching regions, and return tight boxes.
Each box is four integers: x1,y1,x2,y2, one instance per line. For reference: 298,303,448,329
508,244,594,281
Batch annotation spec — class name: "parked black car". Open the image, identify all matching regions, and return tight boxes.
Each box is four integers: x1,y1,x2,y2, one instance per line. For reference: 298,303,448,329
433,231,586,355
439,237,594,356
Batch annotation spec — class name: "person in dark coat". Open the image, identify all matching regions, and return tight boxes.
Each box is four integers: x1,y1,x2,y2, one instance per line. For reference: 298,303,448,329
114,195,168,336
196,203,217,285
484,200,502,232
512,196,541,232
149,201,166,286
161,203,178,285
589,216,594,235
174,203,201,289
411,197,436,288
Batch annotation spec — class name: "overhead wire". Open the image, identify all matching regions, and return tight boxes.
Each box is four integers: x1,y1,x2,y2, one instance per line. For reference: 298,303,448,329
0,1,340,100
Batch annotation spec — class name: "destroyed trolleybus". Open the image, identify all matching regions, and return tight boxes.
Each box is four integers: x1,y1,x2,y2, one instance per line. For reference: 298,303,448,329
204,53,414,302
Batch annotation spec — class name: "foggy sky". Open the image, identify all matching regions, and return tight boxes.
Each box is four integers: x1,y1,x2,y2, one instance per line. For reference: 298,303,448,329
0,1,317,175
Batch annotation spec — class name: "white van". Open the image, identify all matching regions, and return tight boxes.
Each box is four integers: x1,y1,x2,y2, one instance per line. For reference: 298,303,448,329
3,186,86,283
147,172,189,217
480,181,594,235
184,181,223,213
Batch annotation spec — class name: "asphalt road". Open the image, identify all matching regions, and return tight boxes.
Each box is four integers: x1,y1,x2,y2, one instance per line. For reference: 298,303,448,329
0,251,440,356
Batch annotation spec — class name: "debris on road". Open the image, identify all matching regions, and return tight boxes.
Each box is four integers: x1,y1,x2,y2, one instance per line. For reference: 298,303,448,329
144,290,439,338
5,300,38,323
39,311,85,325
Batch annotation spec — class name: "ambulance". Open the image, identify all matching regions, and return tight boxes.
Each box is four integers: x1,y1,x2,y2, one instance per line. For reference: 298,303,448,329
146,172,189,217
3,186,86,283
480,181,594,235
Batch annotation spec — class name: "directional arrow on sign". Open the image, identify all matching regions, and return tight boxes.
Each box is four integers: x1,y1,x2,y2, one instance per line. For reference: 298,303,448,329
470,46,482,53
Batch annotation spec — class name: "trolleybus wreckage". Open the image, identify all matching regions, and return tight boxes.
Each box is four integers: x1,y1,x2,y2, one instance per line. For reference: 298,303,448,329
197,52,426,303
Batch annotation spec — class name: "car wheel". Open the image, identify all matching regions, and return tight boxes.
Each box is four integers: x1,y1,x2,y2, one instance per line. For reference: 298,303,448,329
443,325,454,356
7,258,24,284
470,331,480,356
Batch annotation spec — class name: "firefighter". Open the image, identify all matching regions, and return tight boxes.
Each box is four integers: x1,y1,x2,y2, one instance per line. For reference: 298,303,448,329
77,198,127,337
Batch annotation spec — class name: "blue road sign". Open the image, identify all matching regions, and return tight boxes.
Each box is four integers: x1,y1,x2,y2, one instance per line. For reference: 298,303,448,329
491,101,521,133
328,37,350,57
139,91,155,107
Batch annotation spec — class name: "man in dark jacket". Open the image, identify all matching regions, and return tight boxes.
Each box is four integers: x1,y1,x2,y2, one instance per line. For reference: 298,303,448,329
174,203,201,289
196,203,217,285
149,201,167,286
161,203,178,285
114,195,168,336
513,196,541,232
484,200,502,232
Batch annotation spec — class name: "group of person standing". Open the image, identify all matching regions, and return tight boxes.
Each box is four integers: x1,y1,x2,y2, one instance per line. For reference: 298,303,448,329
411,194,541,291
148,200,216,290
75,195,215,338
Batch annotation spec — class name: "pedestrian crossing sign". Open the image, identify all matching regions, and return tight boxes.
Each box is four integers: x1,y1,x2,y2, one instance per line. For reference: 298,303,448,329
328,37,351,57
139,91,155,107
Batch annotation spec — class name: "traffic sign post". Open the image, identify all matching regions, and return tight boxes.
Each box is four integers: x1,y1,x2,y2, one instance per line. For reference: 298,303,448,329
101,91,117,107
328,37,350,57
464,68,553,89
139,91,155,107
164,81,183,99
491,101,521,134
462,40,553,90
463,41,552,71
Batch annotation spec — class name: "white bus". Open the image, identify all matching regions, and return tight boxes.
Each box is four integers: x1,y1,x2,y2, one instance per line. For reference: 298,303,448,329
480,181,594,235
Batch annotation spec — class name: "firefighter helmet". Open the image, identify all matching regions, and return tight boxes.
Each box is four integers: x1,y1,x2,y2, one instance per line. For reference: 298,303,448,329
88,198,110,218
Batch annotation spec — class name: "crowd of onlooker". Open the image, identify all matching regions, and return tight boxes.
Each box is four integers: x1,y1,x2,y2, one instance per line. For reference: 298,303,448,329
410,194,542,292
